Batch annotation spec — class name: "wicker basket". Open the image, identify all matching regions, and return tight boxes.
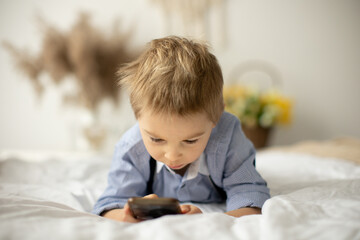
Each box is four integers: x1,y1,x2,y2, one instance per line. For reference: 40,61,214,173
242,125,272,149
228,60,281,149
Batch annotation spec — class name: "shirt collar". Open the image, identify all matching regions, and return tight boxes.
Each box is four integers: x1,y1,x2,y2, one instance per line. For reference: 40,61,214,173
155,153,209,180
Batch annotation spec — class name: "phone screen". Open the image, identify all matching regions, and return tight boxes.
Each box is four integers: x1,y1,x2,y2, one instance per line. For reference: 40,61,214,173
128,197,181,220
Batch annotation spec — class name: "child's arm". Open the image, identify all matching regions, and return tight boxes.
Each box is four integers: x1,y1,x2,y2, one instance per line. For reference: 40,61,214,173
225,207,261,218
216,115,270,217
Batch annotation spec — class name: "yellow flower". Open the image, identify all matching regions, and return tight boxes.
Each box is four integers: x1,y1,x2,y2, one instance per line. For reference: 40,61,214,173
223,85,292,128
261,89,292,125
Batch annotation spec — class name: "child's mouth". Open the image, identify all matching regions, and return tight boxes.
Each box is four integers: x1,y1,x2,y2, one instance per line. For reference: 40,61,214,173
168,164,185,170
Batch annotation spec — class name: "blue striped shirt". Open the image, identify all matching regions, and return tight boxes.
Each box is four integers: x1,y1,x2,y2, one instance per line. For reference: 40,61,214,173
92,112,270,215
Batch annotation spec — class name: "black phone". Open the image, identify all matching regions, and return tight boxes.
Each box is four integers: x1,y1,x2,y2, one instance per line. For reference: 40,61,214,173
127,197,182,220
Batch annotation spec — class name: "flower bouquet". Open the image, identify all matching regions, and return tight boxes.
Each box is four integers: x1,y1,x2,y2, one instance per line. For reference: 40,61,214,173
223,85,292,148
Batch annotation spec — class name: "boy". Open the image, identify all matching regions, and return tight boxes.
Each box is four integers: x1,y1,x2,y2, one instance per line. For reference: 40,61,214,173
92,36,270,222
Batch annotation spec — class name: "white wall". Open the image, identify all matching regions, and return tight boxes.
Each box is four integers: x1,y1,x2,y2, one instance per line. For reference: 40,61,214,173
1,0,359,153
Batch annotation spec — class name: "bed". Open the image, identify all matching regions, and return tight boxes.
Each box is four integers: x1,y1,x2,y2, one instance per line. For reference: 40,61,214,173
1,137,359,240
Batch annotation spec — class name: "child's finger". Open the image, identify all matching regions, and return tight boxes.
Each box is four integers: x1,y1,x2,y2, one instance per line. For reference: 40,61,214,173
124,203,136,218
123,203,131,214
143,194,159,199
180,205,191,214
123,203,141,223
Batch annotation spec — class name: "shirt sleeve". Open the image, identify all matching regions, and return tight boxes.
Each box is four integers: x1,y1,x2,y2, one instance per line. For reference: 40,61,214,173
222,118,270,211
92,140,149,215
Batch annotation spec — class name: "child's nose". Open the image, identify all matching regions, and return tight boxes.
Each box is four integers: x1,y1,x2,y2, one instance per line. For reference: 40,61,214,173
164,147,182,161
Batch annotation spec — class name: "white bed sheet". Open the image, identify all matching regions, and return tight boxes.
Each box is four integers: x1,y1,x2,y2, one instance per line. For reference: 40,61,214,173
0,151,359,240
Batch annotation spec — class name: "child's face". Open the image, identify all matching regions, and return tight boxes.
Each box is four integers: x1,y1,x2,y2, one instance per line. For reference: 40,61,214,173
138,110,215,171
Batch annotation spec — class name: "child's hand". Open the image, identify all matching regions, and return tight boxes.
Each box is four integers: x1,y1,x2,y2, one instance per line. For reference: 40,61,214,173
180,204,202,215
102,194,160,223
102,205,140,223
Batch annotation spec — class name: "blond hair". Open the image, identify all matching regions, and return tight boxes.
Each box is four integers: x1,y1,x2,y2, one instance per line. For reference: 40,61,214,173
118,36,224,123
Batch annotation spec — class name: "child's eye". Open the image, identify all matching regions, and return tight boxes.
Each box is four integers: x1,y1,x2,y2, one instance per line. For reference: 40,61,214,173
150,137,164,143
184,139,198,144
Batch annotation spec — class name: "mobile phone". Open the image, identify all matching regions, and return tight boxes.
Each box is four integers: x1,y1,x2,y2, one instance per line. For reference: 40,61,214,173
127,197,181,220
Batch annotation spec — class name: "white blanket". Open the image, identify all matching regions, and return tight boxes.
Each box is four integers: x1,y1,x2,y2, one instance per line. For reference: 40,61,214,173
0,151,359,240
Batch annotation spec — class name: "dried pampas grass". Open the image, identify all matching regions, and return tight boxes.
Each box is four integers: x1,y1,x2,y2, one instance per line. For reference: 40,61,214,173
3,12,135,110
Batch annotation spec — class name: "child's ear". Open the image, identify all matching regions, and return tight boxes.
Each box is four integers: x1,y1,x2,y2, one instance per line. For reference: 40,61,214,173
211,119,218,128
